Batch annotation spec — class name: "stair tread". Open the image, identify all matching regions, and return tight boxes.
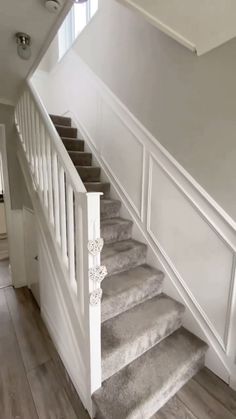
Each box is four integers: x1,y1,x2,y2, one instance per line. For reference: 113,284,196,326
76,165,100,169
50,114,71,126
62,138,84,144
54,123,75,128
102,239,147,275
102,239,146,259
68,151,92,164
93,328,208,419
55,125,77,138
102,264,164,322
68,151,91,155
84,181,110,185
101,217,133,228
102,294,185,381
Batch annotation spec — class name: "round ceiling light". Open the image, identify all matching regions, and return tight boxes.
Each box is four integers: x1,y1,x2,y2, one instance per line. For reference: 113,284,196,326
15,32,31,60
45,0,62,13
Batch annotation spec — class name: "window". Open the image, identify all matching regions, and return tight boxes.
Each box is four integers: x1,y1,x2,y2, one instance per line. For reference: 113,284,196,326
58,0,98,60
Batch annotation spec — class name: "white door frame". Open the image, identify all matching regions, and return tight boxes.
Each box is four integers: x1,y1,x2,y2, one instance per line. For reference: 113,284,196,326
0,125,12,283
0,124,27,288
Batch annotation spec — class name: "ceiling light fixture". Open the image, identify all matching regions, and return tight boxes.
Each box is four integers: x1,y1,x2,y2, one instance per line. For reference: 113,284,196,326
45,0,62,13
15,32,31,60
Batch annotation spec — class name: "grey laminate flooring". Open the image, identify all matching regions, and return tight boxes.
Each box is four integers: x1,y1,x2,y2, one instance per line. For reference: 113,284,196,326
0,286,235,419
0,258,11,288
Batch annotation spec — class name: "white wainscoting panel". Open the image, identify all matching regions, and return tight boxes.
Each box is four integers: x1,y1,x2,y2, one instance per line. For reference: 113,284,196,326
39,229,89,411
148,155,234,348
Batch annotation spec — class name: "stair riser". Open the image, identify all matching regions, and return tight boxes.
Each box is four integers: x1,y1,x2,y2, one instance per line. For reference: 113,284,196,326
85,183,110,197
100,201,121,219
101,222,133,244
102,245,146,276
102,314,183,381
50,115,71,126
62,139,84,152
102,278,163,322
69,153,92,166
56,126,77,138
77,167,101,182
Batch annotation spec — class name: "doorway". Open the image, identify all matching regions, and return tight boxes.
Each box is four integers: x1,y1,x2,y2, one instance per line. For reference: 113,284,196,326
0,124,12,288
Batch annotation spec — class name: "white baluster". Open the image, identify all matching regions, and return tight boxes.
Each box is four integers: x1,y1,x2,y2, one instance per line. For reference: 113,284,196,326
35,112,44,193
26,91,33,168
52,151,61,244
22,92,30,162
67,182,75,286
18,98,24,144
59,163,68,265
46,136,54,224
41,124,49,208
31,106,39,185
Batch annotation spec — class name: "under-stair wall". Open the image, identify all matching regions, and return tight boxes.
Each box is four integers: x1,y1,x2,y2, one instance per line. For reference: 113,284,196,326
33,51,236,388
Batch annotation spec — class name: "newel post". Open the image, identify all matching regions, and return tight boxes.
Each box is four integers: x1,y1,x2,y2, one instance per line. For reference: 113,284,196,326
83,192,106,402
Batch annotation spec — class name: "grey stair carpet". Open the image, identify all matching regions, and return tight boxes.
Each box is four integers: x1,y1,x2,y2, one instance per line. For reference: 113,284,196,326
102,264,164,322
62,138,84,151
102,294,185,381
100,199,121,219
76,166,101,182
68,151,92,166
101,217,133,243
102,239,147,276
93,328,207,419
50,114,71,126
50,114,208,418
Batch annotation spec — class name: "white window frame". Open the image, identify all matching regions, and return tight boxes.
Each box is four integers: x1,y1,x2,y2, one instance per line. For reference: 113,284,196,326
58,0,98,61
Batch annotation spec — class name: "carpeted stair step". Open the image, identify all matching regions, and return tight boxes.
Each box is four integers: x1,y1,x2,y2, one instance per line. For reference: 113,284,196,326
55,125,77,138
62,138,84,152
77,166,101,182
102,294,185,381
84,182,110,197
100,199,121,219
93,328,208,419
101,239,147,276
50,114,71,126
68,151,92,166
101,264,164,322
101,218,133,244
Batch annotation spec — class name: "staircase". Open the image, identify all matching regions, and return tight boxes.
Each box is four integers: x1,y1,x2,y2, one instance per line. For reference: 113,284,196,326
51,114,208,419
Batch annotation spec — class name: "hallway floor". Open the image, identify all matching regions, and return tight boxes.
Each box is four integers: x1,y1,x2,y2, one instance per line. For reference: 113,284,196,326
0,286,235,419
0,258,11,288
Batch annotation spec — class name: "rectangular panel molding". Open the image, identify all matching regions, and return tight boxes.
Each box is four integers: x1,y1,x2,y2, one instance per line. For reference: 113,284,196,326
147,154,235,351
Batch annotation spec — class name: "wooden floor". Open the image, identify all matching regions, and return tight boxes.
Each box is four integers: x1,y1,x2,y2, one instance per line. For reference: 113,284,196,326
0,258,11,288
0,286,235,419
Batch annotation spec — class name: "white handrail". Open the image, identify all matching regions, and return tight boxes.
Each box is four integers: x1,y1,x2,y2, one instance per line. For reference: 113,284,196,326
15,82,103,412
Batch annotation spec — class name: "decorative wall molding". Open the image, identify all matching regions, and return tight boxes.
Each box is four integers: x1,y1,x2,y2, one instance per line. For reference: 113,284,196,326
147,153,236,352
76,56,236,241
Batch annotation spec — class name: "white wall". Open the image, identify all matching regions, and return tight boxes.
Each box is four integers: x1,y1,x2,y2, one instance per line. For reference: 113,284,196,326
36,0,236,222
